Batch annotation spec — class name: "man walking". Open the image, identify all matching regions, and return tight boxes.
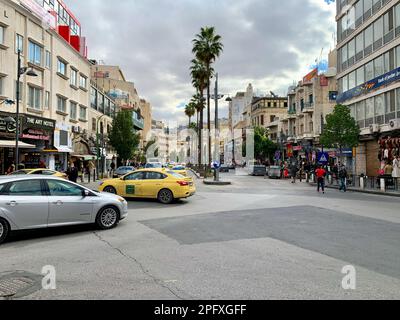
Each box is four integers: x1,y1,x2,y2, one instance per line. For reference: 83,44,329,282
338,163,348,192
315,165,326,194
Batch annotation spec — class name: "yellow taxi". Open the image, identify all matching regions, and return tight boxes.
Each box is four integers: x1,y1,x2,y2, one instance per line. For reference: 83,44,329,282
9,169,68,179
171,165,188,177
98,168,196,204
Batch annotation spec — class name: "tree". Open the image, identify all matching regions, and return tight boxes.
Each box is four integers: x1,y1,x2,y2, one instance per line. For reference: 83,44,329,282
192,27,224,167
190,59,208,165
320,104,360,155
185,102,196,127
109,110,140,164
252,126,278,162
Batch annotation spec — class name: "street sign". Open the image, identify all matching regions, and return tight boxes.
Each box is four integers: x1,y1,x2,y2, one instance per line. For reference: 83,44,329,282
317,152,329,164
212,161,221,169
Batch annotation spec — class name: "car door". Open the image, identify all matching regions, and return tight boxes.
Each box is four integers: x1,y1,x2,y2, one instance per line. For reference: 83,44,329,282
0,179,49,230
141,172,167,197
46,179,94,226
121,171,146,197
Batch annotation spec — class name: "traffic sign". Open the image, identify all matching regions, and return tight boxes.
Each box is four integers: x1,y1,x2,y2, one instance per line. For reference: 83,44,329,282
317,152,329,164
212,161,221,169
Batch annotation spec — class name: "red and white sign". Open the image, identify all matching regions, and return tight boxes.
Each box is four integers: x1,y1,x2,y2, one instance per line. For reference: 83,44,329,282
20,0,57,30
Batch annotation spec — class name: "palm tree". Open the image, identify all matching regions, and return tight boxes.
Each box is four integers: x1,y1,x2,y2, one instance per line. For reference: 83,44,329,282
192,26,223,168
185,103,196,127
190,59,208,165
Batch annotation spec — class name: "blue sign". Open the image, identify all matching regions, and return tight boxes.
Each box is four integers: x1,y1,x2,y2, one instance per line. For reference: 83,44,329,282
274,151,281,160
337,67,400,103
317,152,329,164
212,161,221,169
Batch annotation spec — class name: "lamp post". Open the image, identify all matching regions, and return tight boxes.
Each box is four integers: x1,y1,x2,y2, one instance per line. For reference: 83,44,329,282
96,114,106,180
15,50,38,168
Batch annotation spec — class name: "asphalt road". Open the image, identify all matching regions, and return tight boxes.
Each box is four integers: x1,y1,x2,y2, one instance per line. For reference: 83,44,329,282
1,170,400,300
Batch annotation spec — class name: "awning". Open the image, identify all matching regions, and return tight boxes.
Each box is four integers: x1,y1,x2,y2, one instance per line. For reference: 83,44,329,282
57,146,74,153
0,140,36,149
72,154,97,160
106,154,117,160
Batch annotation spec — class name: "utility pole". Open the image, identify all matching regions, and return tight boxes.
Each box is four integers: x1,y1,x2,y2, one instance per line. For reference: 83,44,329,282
214,73,220,182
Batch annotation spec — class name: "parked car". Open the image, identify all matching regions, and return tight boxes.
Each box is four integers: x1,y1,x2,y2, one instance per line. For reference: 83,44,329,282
99,168,196,204
247,161,267,176
9,169,68,179
268,166,282,179
0,176,128,245
113,166,135,178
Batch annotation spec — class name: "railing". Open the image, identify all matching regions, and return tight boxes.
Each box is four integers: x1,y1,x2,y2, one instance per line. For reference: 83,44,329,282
322,174,400,192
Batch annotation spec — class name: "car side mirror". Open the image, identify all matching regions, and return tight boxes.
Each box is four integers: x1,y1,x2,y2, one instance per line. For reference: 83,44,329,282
82,189,90,197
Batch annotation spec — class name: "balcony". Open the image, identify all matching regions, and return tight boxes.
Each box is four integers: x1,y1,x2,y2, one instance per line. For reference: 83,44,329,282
302,102,314,113
133,111,144,130
267,120,280,128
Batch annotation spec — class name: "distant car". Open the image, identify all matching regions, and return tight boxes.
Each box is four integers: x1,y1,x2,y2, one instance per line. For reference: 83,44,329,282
99,168,196,204
268,166,282,179
9,169,68,179
145,162,163,169
248,161,267,176
113,166,135,178
171,165,188,176
0,176,129,245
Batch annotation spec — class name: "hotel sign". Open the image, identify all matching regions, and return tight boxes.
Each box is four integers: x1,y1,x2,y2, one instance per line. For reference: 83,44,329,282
337,67,400,103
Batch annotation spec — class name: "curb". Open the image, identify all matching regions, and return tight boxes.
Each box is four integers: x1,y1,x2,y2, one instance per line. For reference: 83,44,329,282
309,183,400,198
203,180,232,186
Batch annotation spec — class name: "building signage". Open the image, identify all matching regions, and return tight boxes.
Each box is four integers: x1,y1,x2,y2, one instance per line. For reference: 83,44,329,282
0,115,16,134
21,129,50,141
24,115,55,131
94,71,110,78
108,89,129,100
303,68,318,84
287,144,293,158
20,0,57,30
337,67,400,103
320,76,328,86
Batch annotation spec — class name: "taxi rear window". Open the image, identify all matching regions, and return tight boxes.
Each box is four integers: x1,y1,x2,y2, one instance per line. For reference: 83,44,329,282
167,171,185,179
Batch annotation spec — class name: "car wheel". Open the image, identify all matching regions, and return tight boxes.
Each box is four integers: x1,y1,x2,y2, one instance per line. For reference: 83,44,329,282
103,186,117,194
158,189,174,204
0,218,10,245
96,206,120,230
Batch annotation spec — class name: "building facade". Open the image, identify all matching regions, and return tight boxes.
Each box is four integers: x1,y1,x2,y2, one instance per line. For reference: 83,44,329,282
336,0,400,175
0,0,90,173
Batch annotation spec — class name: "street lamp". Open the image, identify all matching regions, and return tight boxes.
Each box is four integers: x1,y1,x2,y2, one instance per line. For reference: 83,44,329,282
15,50,38,168
96,114,107,180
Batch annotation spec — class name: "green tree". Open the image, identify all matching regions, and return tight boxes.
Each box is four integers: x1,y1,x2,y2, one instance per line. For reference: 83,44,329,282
192,26,224,167
184,102,196,127
320,104,360,154
252,126,278,162
109,110,140,164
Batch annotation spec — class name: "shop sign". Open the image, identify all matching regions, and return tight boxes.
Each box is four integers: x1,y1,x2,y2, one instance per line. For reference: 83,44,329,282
337,66,400,103
0,116,16,134
24,115,55,131
287,144,293,157
21,129,50,141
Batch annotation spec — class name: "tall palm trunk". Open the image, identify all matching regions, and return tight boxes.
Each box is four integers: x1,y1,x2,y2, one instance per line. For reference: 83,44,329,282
207,68,212,169
199,106,203,166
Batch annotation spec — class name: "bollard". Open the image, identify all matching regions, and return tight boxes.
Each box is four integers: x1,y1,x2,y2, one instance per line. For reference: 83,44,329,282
380,178,385,192
360,177,365,189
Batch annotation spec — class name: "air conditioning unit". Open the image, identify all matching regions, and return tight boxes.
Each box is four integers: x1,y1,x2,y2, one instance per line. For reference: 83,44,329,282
389,119,400,130
369,124,380,133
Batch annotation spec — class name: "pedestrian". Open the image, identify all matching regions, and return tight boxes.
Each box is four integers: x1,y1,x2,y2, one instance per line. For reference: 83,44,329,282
66,163,79,183
7,164,16,175
315,165,326,194
290,161,298,184
110,161,116,178
384,161,393,176
393,156,400,187
338,163,348,192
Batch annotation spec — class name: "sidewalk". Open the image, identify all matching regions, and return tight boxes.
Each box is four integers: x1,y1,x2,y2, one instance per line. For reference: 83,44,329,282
308,181,400,198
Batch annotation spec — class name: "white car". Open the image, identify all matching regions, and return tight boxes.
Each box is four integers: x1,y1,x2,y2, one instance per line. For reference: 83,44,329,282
0,176,128,244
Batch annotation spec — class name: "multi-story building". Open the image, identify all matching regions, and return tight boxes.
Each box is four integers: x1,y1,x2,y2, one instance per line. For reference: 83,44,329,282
336,0,400,175
251,95,288,142
151,119,168,162
139,98,152,148
228,84,253,131
283,50,337,160
0,0,90,173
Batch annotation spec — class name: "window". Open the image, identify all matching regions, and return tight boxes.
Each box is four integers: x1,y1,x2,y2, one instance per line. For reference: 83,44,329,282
356,101,366,120
395,4,400,30
79,75,87,89
365,60,374,81
79,105,87,120
15,34,23,53
28,41,42,66
57,59,67,76
343,75,349,92
364,0,372,16
396,46,400,68
356,66,365,86
383,9,394,35
57,96,67,113
8,180,43,196
92,118,96,131
364,24,373,50
125,172,146,181
0,26,4,45
384,50,394,73
47,180,83,197
70,68,77,87
366,97,375,119
28,86,42,110
145,172,166,180
70,102,77,120
375,94,385,116
374,55,384,77
60,130,68,146
348,39,355,61
341,43,348,63
45,91,50,110
45,50,51,68
355,33,364,56
90,87,97,109
348,71,356,89
373,17,383,43
0,76,4,96
386,90,396,113
355,0,363,26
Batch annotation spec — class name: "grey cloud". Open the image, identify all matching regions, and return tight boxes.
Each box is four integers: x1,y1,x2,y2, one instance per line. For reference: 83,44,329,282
65,0,335,123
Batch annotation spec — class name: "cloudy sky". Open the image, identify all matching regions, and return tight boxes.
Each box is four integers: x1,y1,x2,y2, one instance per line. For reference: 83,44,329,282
65,0,336,126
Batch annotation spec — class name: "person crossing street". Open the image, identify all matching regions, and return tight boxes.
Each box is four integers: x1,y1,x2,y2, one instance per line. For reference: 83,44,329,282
315,165,326,194
338,163,348,192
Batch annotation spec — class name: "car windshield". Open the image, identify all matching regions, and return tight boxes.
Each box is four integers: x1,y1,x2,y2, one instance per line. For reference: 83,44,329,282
167,171,185,179
172,166,185,170
11,170,29,175
146,163,162,168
